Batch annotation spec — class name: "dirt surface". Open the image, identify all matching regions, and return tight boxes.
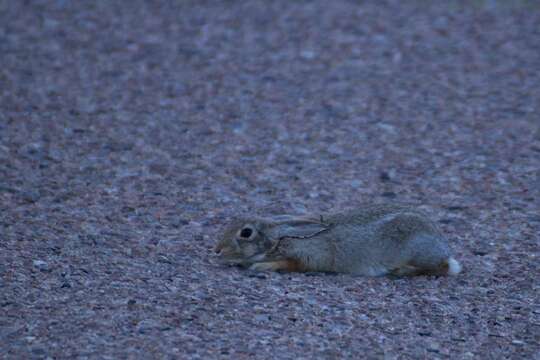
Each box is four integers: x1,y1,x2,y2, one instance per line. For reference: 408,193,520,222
1,1,539,358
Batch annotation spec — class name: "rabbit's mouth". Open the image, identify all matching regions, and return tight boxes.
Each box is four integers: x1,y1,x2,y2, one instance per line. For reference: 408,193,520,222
215,249,248,265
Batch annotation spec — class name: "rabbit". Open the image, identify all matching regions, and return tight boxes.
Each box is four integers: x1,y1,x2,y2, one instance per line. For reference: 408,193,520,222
214,203,462,277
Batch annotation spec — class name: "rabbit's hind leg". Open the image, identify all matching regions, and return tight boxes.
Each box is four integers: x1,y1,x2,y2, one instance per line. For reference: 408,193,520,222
391,234,460,277
389,264,422,277
389,262,449,277
408,234,455,275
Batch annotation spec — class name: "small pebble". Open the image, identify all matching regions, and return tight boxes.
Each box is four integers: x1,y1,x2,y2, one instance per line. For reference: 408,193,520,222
32,260,49,272
379,172,391,182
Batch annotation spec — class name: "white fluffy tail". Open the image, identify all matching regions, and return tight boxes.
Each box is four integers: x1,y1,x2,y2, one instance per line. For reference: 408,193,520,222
447,257,462,275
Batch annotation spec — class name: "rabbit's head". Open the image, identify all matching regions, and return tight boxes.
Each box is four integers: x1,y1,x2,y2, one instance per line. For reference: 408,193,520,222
214,219,275,266
214,215,330,267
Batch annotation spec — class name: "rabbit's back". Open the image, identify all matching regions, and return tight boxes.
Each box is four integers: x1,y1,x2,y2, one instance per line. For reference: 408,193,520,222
283,204,454,276
324,204,428,227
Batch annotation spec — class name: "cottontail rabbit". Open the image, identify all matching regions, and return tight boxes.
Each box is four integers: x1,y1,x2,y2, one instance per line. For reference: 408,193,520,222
214,204,461,277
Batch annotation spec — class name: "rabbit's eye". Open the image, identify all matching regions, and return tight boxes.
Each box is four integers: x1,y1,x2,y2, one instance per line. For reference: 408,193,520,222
240,227,253,238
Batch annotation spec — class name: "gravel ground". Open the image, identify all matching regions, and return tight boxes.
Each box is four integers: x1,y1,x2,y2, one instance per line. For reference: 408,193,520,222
1,1,539,359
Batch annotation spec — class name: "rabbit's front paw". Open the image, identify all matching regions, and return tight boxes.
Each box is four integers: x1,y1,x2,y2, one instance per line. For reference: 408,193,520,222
249,261,284,272
249,260,302,272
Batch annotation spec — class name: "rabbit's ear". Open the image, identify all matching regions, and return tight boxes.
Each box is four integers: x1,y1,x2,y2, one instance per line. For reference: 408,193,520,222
264,215,330,241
